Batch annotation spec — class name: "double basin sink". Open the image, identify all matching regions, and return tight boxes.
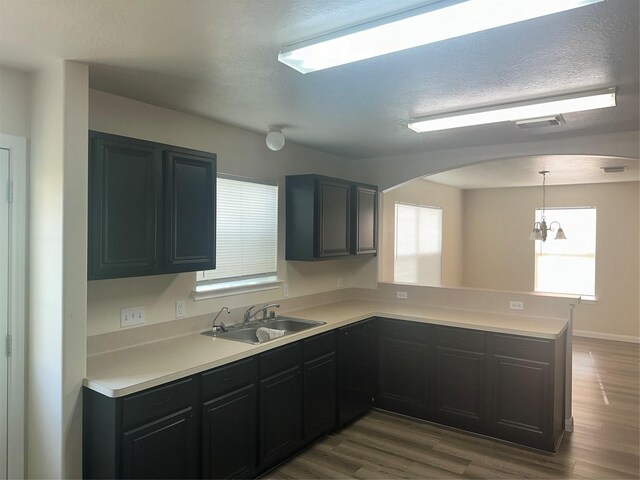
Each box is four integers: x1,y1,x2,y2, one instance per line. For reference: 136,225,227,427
202,317,326,344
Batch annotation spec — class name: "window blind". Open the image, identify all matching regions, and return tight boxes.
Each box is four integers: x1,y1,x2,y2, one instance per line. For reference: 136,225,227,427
197,175,278,286
534,207,596,297
394,203,442,285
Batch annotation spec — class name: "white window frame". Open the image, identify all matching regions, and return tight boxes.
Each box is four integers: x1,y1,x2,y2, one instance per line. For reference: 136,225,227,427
194,174,280,300
394,202,443,286
534,206,597,299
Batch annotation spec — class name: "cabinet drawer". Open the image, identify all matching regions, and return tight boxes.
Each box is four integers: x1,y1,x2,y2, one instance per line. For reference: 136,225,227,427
260,343,302,379
491,334,553,362
378,318,430,344
121,377,197,430
201,357,257,399
303,331,336,360
435,326,485,352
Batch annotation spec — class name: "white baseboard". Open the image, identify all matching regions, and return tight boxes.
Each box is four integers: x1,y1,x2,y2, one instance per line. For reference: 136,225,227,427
573,329,640,344
565,417,574,432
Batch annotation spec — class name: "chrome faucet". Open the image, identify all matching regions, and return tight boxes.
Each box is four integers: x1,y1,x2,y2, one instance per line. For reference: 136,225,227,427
243,303,280,325
211,307,230,335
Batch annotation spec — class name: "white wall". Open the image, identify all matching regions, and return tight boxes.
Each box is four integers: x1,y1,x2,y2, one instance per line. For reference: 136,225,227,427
0,66,30,138
462,182,640,340
380,179,463,286
28,60,88,479
87,90,377,336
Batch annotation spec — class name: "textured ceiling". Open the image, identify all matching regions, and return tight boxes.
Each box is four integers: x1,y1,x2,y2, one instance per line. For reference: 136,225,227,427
0,0,638,160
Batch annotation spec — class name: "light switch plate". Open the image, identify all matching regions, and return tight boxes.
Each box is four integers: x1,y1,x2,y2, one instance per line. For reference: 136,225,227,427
396,291,408,299
121,306,145,327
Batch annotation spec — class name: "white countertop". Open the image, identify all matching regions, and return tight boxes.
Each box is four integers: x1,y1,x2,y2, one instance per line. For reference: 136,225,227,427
85,299,568,398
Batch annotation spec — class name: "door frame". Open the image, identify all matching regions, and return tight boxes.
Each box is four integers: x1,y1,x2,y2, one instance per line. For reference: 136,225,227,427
1,133,26,479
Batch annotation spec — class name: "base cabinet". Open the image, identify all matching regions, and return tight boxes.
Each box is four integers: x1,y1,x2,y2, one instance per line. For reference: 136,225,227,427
303,332,337,443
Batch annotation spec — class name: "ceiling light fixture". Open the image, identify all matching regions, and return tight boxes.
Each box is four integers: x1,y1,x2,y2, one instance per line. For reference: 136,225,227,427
408,88,616,133
266,127,285,151
278,0,604,74
530,171,566,242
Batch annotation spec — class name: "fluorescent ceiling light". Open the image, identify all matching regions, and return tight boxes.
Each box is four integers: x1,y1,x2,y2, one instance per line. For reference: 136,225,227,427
407,88,616,133
278,0,604,74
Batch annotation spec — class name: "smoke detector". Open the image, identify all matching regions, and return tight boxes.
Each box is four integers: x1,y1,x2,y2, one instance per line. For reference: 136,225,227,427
515,115,565,129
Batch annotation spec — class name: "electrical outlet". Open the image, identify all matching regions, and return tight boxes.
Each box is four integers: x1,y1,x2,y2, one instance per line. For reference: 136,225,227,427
176,299,186,319
509,301,524,311
337,277,343,288
121,306,145,327
396,291,408,300
283,283,289,297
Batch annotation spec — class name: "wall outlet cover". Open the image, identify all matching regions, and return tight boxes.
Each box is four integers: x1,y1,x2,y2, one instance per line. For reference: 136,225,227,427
509,301,524,311
176,299,186,319
283,283,289,297
396,291,408,299
337,277,343,288
121,306,145,327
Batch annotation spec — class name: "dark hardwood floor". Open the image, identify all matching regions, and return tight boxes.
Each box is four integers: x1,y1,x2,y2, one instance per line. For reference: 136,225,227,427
265,337,639,479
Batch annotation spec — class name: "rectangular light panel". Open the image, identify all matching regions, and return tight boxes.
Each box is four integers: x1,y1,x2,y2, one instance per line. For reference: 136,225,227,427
407,88,616,132
278,0,604,74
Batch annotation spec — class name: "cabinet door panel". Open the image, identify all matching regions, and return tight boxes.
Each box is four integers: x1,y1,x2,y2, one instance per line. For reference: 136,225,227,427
435,347,485,431
122,407,198,479
353,185,377,255
164,150,216,272
259,367,303,469
202,384,256,479
377,338,428,418
304,352,336,442
88,134,161,279
317,179,351,257
337,320,376,426
489,355,552,449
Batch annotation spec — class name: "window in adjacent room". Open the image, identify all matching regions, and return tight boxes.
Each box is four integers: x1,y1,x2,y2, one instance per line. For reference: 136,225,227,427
534,207,596,298
394,202,442,285
196,174,278,294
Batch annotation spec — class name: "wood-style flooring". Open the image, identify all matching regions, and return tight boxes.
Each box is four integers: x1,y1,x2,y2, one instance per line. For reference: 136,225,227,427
265,337,639,479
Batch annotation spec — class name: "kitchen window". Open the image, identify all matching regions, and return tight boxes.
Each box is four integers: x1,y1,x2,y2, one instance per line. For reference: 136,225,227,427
394,202,442,286
196,174,278,297
534,207,596,298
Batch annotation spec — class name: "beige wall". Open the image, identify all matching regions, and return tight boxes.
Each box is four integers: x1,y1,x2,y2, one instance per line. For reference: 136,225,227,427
380,179,463,287
0,66,30,137
87,90,377,336
462,182,640,340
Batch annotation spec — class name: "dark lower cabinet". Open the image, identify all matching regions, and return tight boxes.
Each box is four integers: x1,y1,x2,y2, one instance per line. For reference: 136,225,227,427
337,319,377,426
258,345,303,470
303,349,336,442
122,407,198,479
201,358,257,479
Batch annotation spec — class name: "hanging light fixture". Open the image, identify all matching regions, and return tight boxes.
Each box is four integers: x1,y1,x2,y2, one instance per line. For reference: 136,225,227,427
530,171,567,242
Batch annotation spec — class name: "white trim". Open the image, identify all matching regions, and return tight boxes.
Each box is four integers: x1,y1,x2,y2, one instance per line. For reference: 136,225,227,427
573,329,640,344
0,133,26,479
192,279,282,301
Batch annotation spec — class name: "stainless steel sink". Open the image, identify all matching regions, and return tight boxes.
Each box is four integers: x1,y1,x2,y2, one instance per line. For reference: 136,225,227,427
201,317,325,344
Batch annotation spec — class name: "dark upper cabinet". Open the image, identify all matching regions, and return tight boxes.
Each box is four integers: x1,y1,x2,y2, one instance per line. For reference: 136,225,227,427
285,175,378,261
88,133,163,279
88,131,216,280
352,184,378,255
337,319,377,427
164,149,216,273
434,326,486,433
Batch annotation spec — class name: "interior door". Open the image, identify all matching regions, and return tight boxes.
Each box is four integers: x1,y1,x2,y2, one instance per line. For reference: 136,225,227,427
0,147,10,479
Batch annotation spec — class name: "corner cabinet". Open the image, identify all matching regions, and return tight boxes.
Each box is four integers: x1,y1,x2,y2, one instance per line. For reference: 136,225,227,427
285,174,377,261
88,131,216,280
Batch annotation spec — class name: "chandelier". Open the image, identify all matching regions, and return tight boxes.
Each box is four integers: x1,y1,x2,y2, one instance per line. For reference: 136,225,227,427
529,171,566,242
